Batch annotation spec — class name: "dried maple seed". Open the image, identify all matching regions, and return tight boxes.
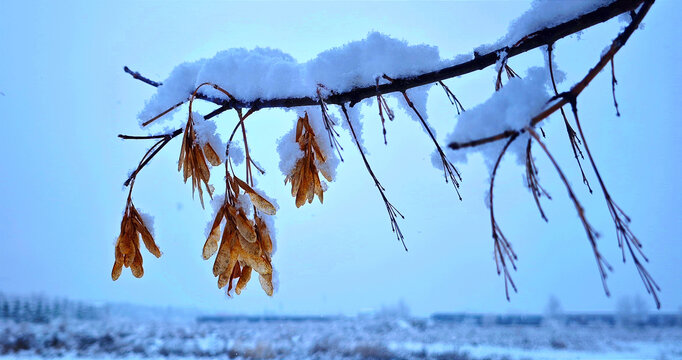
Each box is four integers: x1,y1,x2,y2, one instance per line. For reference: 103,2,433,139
178,113,214,208
202,175,276,296
111,200,160,280
284,112,332,208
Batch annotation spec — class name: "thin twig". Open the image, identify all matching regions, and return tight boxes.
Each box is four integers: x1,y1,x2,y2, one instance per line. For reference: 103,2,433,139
317,86,344,162
376,77,395,144
568,100,660,309
489,133,520,300
341,104,406,251
438,80,465,114
527,127,612,296
123,66,161,87
123,131,181,187
524,139,551,221
611,59,621,117
547,43,592,193
384,75,462,200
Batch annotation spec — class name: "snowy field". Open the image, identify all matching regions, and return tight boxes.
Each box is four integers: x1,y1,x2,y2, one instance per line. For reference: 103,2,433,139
1,317,681,360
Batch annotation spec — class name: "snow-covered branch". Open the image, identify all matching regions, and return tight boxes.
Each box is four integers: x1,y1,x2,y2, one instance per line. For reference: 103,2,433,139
114,0,661,308
125,0,643,113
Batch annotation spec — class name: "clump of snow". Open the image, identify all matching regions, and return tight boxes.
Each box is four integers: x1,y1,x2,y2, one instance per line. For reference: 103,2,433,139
236,193,254,218
137,209,155,237
196,47,304,102
138,60,204,125
138,32,446,127
476,0,616,54
276,122,305,176
445,67,551,174
192,112,226,163
204,194,226,238
226,140,245,166
307,32,441,94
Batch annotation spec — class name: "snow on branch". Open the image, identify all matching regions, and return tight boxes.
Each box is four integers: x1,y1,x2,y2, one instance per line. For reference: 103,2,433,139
114,0,661,308
127,0,643,116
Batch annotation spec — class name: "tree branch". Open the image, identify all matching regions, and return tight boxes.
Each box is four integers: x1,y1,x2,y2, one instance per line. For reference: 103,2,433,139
448,0,652,151
125,0,643,113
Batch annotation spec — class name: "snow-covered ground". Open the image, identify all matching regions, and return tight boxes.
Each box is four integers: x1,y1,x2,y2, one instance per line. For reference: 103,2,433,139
1,317,680,359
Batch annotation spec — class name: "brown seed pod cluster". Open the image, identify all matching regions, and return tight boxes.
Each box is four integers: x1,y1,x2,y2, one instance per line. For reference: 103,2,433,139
285,112,333,208
203,173,276,296
111,200,161,280
178,113,221,207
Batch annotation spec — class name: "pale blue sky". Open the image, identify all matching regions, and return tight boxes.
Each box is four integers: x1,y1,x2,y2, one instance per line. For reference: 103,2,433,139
0,1,680,316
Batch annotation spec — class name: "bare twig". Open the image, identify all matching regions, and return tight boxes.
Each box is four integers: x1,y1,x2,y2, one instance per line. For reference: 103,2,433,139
122,130,182,187
317,86,344,161
524,139,551,221
341,104,406,251
527,128,612,296
611,59,621,117
495,54,519,91
123,66,161,87
489,133,520,300
547,43,592,193
438,80,465,114
568,100,660,308
384,75,462,200
376,77,395,144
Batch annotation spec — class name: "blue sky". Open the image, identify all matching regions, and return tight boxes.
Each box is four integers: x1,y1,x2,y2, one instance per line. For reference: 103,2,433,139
0,1,680,316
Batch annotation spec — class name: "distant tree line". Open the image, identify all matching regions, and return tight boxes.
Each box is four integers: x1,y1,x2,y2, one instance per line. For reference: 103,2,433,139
0,292,104,323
